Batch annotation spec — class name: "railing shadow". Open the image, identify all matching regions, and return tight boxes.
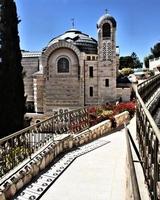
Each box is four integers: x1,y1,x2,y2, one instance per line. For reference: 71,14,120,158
0,108,89,178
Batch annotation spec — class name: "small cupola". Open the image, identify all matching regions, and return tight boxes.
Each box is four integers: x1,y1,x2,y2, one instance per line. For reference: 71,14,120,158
97,10,117,29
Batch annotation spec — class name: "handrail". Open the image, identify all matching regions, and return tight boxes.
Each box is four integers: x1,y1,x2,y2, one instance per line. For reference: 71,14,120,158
137,74,160,104
0,107,89,178
137,73,160,89
133,83,160,141
125,126,141,200
0,107,88,143
133,74,160,200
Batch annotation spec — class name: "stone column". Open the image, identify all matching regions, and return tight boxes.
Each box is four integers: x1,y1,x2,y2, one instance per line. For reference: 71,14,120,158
33,72,44,113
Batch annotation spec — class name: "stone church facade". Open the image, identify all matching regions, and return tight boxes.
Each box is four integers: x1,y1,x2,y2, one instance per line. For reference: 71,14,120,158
22,12,130,115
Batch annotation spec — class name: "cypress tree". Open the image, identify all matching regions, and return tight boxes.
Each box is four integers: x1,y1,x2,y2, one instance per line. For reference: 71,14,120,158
0,0,25,138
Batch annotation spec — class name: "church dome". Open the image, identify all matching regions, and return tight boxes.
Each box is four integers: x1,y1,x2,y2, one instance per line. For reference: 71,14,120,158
47,29,97,54
97,13,117,28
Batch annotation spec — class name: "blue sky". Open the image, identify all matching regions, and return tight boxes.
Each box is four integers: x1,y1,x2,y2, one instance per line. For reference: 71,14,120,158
15,0,160,62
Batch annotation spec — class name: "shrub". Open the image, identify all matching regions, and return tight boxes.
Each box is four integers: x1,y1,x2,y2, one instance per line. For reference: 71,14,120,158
120,68,134,76
114,102,135,117
88,101,136,127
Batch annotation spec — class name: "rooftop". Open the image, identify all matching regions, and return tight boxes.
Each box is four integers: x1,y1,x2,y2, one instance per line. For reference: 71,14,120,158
47,29,98,54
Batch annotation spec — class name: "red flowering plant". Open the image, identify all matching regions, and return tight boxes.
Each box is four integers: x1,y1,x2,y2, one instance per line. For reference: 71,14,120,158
87,105,115,126
87,106,98,126
87,101,136,127
114,101,136,117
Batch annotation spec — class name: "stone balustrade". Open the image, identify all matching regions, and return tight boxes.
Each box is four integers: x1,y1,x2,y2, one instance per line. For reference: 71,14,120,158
0,111,129,200
114,111,130,127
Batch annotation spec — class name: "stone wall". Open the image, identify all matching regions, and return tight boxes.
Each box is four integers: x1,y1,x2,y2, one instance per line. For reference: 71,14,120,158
33,73,44,113
22,54,40,102
114,111,130,127
85,59,99,105
43,48,82,114
116,88,131,102
149,57,160,74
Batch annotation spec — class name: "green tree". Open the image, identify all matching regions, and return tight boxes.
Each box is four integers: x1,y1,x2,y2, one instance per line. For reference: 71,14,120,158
144,42,160,68
119,56,134,69
144,54,154,68
151,42,160,58
119,52,142,69
0,0,25,138
131,52,143,68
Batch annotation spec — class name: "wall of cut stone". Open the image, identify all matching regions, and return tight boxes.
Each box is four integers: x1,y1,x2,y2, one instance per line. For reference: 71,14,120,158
116,88,131,102
84,59,99,105
33,74,44,113
22,56,39,102
97,21,117,103
43,48,82,114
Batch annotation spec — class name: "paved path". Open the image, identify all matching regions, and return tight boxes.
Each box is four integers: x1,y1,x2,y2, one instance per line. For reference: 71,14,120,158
14,129,127,200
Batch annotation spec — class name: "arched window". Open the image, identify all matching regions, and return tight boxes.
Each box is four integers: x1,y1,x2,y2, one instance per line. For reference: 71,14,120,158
102,23,111,38
57,57,69,73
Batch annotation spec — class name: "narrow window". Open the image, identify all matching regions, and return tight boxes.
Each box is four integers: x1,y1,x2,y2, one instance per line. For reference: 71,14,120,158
105,79,109,87
89,87,93,97
0,32,2,42
89,66,93,77
103,23,111,38
57,57,69,73
87,56,91,60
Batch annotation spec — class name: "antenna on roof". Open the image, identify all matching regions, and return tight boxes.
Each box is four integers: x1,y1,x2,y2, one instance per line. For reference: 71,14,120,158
71,18,75,29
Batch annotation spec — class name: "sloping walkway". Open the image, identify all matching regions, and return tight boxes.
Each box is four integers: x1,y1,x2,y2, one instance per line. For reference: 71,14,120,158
38,129,127,200
14,117,150,200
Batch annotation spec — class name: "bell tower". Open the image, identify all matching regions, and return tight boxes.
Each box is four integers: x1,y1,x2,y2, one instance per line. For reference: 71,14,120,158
97,11,117,103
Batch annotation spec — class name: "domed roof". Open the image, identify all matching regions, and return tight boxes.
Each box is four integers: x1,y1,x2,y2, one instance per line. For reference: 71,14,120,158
97,13,117,28
47,29,97,54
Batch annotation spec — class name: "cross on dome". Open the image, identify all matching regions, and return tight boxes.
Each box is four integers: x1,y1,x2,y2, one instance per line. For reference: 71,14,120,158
105,9,108,14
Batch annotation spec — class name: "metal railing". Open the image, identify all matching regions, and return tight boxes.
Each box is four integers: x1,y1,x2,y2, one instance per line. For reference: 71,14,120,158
137,74,160,104
134,74,160,199
0,107,89,178
125,126,141,200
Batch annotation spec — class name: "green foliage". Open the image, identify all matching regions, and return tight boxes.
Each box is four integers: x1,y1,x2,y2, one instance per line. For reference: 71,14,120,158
0,0,25,138
0,146,31,176
144,55,154,68
119,68,134,76
144,42,160,67
151,42,160,58
119,56,133,69
131,52,143,68
119,52,142,69
147,70,155,76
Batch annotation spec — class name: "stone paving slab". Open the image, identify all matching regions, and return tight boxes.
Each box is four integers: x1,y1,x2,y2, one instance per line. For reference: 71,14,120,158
38,129,127,200
13,138,110,200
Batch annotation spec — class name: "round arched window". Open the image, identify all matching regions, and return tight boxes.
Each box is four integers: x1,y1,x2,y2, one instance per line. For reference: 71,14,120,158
57,57,69,73
102,23,111,38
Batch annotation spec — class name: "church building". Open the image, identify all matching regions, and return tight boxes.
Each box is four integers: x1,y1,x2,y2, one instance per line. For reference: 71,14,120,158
22,12,130,115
